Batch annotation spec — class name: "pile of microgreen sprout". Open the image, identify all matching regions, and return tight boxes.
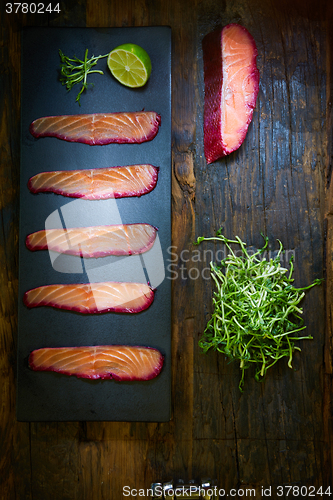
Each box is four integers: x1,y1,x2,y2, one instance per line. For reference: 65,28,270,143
195,230,323,391
59,49,108,105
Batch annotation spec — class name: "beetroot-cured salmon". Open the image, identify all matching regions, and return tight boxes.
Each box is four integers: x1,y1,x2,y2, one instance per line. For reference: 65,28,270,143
28,164,159,200
29,111,161,145
29,345,163,381
23,282,154,314
26,223,157,258
203,24,259,164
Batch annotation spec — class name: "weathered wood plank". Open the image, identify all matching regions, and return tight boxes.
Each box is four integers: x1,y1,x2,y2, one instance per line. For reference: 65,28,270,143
324,0,333,486
194,0,329,491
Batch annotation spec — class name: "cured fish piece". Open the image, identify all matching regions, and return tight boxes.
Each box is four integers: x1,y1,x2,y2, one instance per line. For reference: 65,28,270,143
29,345,164,381
203,23,259,163
26,223,157,258
29,111,161,145
27,164,159,199
23,282,154,314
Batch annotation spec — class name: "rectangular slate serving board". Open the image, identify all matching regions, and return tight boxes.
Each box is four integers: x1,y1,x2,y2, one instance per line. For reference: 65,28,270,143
16,26,172,422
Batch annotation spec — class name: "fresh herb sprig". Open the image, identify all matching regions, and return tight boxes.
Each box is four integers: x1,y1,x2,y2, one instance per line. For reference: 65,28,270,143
196,231,323,391
59,49,108,105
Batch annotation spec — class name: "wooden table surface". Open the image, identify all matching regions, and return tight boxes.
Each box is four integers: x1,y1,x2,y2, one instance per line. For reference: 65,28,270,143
1,0,333,497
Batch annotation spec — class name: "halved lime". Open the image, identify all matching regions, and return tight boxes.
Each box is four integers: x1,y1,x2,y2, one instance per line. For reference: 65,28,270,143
107,43,152,88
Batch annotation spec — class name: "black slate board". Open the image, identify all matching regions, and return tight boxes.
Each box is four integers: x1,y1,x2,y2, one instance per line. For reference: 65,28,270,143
16,27,172,422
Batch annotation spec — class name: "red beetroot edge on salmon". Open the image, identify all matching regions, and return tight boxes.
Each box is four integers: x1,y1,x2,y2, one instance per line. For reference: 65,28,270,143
25,223,158,258
29,112,161,145
27,165,159,200
28,345,164,381
203,23,260,164
23,282,155,315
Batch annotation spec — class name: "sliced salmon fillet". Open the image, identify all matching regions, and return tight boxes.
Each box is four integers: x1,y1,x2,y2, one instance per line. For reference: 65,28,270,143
26,223,157,258
28,164,159,199
29,345,164,380
203,24,259,163
29,111,161,145
23,282,154,314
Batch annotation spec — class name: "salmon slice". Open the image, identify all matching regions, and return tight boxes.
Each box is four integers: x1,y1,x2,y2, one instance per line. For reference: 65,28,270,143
26,223,157,258
29,111,161,145
23,282,154,314
29,345,164,380
28,164,159,199
203,24,259,164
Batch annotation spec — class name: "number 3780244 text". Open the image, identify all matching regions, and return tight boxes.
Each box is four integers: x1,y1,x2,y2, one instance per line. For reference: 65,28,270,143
5,3,60,14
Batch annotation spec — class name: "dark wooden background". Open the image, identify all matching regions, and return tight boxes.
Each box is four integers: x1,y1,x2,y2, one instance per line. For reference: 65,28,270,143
1,0,333,498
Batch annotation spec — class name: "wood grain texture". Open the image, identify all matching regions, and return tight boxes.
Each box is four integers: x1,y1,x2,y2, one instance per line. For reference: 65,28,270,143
1,0,332,498
324,0,333,486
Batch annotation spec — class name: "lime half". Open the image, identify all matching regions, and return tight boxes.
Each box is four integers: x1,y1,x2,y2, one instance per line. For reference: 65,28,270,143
107,43,152,88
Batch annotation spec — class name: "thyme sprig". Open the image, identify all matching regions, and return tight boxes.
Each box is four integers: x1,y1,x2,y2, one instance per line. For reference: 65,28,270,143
59,49,108,105
196,231,323,391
